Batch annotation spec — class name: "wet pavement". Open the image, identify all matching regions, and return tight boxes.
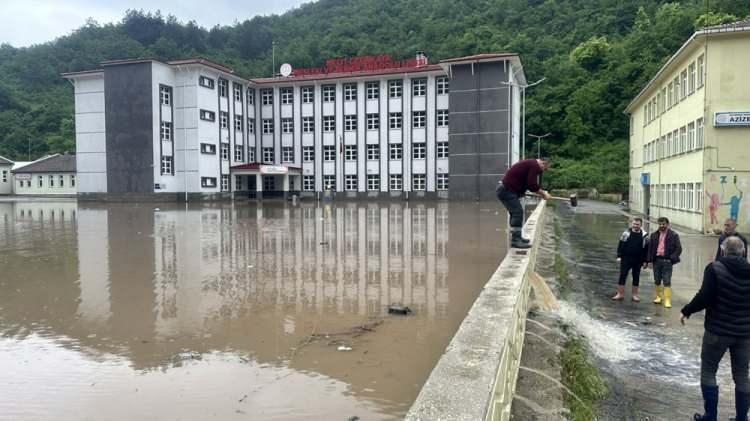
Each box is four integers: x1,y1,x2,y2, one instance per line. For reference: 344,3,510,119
0,199,509,420
553,200,736,420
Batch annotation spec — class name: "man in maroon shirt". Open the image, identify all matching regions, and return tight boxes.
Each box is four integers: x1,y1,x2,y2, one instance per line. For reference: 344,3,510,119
496,158,551,248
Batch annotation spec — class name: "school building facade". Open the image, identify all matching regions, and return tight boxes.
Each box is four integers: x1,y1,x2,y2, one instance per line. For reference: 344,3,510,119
626,20,750,233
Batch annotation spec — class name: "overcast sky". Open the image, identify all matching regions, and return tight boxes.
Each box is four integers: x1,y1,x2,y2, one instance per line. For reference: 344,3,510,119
1,0,309,47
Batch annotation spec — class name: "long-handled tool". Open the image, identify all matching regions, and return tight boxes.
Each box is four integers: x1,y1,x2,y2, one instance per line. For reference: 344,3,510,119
532,193,578,207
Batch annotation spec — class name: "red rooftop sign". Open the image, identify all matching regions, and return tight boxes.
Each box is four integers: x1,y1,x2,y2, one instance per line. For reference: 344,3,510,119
292,54,428,76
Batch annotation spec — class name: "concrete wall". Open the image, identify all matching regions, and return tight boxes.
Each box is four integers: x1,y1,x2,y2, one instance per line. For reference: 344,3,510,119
406,202,546,421
0,163,12,194
74,73,107,193
448,61,513,201
104,62,154,193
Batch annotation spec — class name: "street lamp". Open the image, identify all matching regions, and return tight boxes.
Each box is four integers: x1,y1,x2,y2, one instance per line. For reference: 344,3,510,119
527,132,551,158
501,77,545,160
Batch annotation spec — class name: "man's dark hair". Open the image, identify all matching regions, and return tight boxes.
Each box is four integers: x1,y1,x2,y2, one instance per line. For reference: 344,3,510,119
657,217,669,224
633,217,643,223
539,157,551,162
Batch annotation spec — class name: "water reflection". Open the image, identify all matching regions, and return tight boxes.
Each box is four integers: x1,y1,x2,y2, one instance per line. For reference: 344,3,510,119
0,200,506,419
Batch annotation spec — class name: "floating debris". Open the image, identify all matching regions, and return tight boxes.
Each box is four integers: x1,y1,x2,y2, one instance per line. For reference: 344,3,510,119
337,346,353,352
388,305,412,315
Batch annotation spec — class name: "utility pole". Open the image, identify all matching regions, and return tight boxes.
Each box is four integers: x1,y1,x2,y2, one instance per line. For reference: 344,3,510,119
527,132,551,158
272,41,276,77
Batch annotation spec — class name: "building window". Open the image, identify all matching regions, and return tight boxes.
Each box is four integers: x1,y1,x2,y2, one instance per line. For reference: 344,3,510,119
218,79,228,97
235,175,243,191
247,88,254,105
71,175,76,187
413,174,426,191
680,70,688,100
367,175,380,191
696,182,703,212
282,146,294,163
323,86,335,102
303,175,314,191
322,175,336,190
59,175,65,187
262,89,273,105
667,82,673,108
367,144,380,160
303,117,314,133
672,129,679,154
437,109,449,127
282,118,293,134
697,55,705,88
263,176,278,191
201,143,216,154
390,174,403,191
220,112,228,129
437,173,449,190
302,87,314,103
412,78,426,96
697,118,704,148
345,174,357,191
389,80,402,98
201,177,217,188
221,143,229,160
263,147,274,163
199,76,214,89
367,114,379,130
389,112,402,129
344,84,357,101
2,170,7,182
234,115,243,132
413,111,426,128
688,122,695,150
248,147,255,162
323,145,336,161
159,86,171,105
200,110,215,121
673,76,680,103
221,174,229,191
688,62,696,94
437,142,449,158
234,84,242,102
412,142,426,159
365,81,379,100
303,146,314,162
160,122,172,142
263,119,274,134
281,88,293,105
436,77,449,95
161,156,173,174
345,145,357,161
49,175,54,187
323,116,335,132
680,126,687,153
247,118,255,133
389,143,402,160
234,145,244,162
344,115,357,131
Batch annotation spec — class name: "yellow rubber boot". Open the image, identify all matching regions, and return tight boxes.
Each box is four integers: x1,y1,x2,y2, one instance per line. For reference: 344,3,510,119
653,285,663,304
663,287,672,308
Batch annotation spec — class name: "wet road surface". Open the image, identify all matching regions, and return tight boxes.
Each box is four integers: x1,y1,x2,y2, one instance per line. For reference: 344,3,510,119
0,199,508,420
554,200,735,420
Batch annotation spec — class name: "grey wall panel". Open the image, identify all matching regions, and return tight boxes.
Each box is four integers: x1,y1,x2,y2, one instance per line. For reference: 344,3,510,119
448,113,480,135
450,154,481,175
478,62,507,88
104,63,154,193
448,175,480,200
478,90,509,111
450,135,478,155
479,154,508,175
479,133,509,154
479,112,509,134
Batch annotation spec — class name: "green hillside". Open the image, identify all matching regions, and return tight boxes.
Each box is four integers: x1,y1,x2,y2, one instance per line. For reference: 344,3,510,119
1,0,748,192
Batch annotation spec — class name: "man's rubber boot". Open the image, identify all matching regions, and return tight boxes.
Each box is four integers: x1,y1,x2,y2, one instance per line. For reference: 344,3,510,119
693,384,718,421
611,285,625,300
729,389,750,421
653,285,664,304
511,231,531,249
663,286,672,308
631,286,641,302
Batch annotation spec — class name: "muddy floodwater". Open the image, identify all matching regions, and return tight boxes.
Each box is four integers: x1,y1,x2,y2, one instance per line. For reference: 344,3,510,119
0,199,508,420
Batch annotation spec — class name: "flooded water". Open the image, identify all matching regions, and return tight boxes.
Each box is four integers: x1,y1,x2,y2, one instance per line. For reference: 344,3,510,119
552,201,736,420
0,199,508,420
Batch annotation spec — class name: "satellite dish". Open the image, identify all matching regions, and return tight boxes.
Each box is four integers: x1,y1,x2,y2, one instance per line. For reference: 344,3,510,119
280,63,292,77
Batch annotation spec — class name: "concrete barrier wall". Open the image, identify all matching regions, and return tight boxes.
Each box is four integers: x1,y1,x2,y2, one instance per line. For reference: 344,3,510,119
405,202,547,421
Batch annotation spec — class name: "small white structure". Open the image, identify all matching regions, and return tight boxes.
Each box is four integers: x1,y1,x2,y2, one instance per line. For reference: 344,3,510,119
12,153,77,196
0,156,12,195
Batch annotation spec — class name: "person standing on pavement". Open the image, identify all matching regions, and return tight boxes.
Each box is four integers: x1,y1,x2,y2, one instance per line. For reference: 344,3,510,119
496,158,552,249
681,237,750,421
646,217,682,308
613,217,648,302
715,218,748,261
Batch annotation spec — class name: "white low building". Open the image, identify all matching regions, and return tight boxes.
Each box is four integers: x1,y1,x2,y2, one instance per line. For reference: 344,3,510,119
0,156,13,195
12,154,77,196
